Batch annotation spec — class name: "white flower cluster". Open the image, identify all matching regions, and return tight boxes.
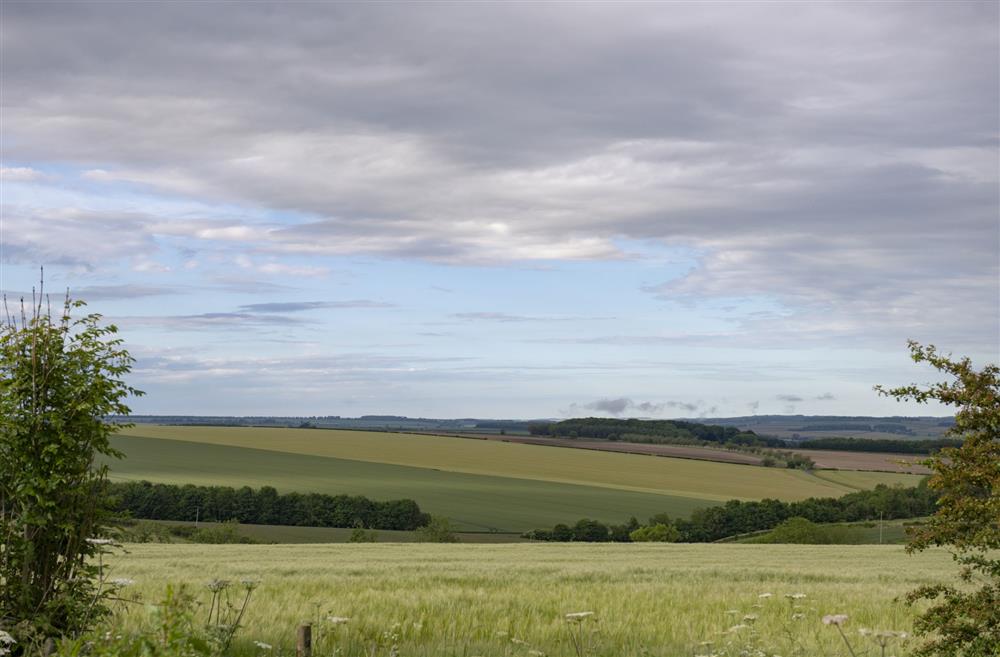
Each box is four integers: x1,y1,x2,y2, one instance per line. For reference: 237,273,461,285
0,630,15,657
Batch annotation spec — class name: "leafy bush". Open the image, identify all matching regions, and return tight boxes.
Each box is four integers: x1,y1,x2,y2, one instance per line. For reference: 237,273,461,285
629,523,680,542
348,527,379,543
878,342,1000,656
416,516,459,543
0,293,141,648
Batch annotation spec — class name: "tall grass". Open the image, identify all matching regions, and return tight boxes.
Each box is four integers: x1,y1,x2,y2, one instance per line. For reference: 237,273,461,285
99,543,952,656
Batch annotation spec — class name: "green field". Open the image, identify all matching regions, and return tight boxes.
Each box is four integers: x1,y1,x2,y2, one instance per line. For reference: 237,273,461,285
120,425,918,500
105,435,714,531
105,543,953,656
106,426,924,532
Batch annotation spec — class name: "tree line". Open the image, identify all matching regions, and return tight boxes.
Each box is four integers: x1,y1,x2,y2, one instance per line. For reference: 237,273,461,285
794,436,962,454
522,481,938,543
107,481,430,531
528,417,785,447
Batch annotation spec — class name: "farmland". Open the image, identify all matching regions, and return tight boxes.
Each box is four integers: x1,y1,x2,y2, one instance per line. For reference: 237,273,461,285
104,435,713,532
106,426,923,532
105,543,953,657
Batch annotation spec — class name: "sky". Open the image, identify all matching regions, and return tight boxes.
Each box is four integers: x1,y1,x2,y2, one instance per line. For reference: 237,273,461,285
1,2,997,419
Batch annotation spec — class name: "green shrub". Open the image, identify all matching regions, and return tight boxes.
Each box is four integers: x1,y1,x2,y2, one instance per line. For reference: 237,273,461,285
629,523,680,542
1,293,141,648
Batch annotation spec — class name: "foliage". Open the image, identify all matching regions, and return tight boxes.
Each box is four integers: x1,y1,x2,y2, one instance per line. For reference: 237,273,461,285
114,519,258,544
526,482,937,542
348,527,379,543
528,417,783,447
798,436,963,454
0,291,141,647
416,516,459,542
55,586,222,657
876,341,1000,656
629,523,679,542
748,517,851,544
108,480,430,531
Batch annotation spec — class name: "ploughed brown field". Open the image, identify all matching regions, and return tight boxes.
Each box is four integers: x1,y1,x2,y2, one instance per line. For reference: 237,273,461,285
791,449,932,474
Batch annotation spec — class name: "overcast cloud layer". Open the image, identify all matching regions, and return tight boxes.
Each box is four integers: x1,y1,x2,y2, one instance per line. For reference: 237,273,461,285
1,2,997,417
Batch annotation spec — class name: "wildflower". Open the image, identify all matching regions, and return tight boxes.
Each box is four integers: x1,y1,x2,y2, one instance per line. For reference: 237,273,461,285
822,614,849,626
254,641,273,650
726,624,749,633
86,538,113,545
742,614,758,623
791,613,805,620
758,593,773,599
326,616,350,625
565,611,594,621
206,579,230,592
858,628,872,637
725,609,740,615
495,630,509,638
528,651,546,656
109,578,134,587
241,578,260,589
784,593,806,600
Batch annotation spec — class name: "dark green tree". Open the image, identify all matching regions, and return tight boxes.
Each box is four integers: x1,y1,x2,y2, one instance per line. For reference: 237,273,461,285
877,341,999,656
0,291,141,648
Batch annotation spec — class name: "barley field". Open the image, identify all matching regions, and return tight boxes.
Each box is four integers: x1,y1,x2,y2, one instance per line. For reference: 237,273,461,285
105,543,953,657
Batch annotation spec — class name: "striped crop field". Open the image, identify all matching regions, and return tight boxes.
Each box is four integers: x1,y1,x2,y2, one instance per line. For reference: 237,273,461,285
106,426,923,532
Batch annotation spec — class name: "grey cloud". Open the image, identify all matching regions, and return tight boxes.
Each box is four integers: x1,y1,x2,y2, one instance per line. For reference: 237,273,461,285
527,333,734,346
454,312,612,323
777,394,804,403
815,393,836,401
116,312,309,331
73,284,181,301
238,300,394,313
574,397,698,417
664,401,700,413
3,3,997,350
582,398,632,416
210,278,298,295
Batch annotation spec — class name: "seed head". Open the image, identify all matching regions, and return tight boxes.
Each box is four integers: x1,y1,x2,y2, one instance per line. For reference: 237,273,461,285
565,611,594,622
822,614,849,626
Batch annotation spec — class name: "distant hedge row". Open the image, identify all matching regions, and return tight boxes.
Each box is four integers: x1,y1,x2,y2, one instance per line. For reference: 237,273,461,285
794,436,963,454
528,417,785,448
108,481,430,531
525,481,937,543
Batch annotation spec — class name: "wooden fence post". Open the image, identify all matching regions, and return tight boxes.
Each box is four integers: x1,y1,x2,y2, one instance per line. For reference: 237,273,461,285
296,623,312,657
